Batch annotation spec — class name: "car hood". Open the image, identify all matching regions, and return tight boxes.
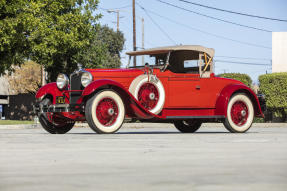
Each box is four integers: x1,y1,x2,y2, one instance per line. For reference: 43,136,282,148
85,68,145,78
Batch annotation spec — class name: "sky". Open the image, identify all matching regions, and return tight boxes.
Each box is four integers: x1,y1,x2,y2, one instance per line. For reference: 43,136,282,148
96,0,287,83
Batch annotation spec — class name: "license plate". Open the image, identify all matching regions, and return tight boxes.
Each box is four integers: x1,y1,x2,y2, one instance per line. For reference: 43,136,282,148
56,96,65,104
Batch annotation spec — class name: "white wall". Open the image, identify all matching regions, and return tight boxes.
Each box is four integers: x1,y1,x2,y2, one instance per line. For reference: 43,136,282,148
272,32,287,73
0,76,9,95
0,76,9,104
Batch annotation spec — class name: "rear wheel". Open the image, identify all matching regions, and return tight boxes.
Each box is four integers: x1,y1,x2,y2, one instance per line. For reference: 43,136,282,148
85,90,125,134
174,120,202,133
38,98,75,134
224,93,254,133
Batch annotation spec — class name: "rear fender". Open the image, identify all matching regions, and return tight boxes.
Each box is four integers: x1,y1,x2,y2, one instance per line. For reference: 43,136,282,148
215,84,264,118
81,79,161,119
35,83,67,104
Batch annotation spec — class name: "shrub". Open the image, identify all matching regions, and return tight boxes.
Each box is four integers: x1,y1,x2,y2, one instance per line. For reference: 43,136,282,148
259,73,287,109
218,73,252,87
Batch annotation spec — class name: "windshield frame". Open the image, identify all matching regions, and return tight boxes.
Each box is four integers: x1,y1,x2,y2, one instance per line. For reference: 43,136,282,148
126,51,171,70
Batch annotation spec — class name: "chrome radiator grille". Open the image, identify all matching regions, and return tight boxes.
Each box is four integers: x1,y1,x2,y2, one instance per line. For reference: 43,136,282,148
70,73,82,104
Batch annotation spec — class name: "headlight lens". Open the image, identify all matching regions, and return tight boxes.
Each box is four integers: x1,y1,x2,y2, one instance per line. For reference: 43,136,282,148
81,72,93,87
56,74,69,90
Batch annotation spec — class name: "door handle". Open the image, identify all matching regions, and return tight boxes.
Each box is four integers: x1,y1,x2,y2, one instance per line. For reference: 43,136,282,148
196,85,200,90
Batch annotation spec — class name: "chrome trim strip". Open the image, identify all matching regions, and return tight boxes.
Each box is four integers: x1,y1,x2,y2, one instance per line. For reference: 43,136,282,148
166,115,225,119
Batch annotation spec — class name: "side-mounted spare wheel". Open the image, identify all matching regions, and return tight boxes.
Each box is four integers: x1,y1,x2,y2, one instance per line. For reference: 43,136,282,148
38,98,75,134
129,74,165,115
85,90,125,134
224,93,254,133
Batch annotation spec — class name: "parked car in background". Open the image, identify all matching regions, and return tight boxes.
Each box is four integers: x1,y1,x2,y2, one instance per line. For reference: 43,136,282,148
34,45,264,134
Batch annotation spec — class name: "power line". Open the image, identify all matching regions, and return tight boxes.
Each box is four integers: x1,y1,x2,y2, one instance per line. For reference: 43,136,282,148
215,56,271,61
121,19,156,48
136,3,271,49
214,60,271,66
98,4,132,11
177,0,287,22
155,0,271,33
138,4,177,45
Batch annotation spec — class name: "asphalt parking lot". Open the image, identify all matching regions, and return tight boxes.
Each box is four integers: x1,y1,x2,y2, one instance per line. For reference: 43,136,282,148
0,123,287,191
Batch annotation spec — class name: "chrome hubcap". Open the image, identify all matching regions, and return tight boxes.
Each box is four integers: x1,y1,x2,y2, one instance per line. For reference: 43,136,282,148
241,110,246,117
108,108,115,116
149,93,155,100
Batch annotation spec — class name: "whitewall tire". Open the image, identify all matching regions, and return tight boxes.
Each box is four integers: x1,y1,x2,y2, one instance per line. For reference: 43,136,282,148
129,74,165,114
224,93,254,133
85,90,125,134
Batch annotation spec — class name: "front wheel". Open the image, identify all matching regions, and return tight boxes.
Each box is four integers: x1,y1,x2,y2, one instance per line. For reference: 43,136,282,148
174,120,202,133
85,90,125,134
224,93,254,133
38,98,75,134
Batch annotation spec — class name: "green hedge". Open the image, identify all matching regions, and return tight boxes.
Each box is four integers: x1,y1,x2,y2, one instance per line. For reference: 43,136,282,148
259,72,287,109
218,73,252,87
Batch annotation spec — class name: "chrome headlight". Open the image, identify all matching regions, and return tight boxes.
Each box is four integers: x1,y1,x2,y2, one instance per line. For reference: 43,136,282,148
81,71,93,87
56,73,69,90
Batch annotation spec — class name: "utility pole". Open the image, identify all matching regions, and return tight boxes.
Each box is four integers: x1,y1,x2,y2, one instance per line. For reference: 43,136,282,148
142,18,144,65
133,0,136,66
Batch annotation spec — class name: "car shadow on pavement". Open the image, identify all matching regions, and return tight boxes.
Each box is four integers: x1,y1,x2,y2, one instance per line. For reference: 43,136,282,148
69,131,234,135
0,131,226,135
68,131,180,135
116,131,231,134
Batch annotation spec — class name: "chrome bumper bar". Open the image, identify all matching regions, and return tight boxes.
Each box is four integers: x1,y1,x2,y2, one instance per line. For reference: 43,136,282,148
33,104,83,114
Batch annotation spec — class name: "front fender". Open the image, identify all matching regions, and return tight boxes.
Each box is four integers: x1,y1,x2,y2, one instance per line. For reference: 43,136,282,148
82,79,126,97
215,84,264,118
35,83,65,104
81,79,162,120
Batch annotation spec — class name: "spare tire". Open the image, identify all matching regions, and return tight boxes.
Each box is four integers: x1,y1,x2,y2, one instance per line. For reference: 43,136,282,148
129,74,165,114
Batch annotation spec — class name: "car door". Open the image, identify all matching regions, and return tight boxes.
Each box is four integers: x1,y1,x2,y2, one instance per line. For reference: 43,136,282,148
167,72,221,108
167,72,202,108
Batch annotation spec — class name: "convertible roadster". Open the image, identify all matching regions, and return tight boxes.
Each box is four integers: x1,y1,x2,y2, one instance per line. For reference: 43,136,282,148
34,45,264,134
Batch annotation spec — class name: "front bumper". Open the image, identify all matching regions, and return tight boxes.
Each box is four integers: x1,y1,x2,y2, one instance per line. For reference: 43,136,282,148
33,103,84,114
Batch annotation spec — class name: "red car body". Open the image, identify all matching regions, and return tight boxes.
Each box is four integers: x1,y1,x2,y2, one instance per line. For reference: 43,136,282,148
35,45,264,134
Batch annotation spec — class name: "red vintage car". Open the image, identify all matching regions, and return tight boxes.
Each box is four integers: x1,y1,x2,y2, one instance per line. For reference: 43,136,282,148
35,45,264,134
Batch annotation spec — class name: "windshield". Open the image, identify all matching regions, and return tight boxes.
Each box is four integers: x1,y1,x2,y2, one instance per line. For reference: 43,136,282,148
128,53,167,68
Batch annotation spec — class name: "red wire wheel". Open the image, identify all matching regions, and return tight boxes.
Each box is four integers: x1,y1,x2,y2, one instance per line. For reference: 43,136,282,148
137,82,159,110
230,101,249,126
96,97,119,126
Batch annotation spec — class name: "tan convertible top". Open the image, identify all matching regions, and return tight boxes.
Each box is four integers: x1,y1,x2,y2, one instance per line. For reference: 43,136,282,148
126,45,215,58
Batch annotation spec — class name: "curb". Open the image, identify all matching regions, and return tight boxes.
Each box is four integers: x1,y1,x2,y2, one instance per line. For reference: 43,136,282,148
0,124,39,130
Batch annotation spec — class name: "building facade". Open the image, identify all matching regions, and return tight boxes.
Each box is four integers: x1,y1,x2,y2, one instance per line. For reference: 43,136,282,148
0,76,10,119
272,32,287,73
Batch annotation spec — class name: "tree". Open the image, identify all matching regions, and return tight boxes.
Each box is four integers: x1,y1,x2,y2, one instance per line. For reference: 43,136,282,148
0,0,30,74
0,0,101,81
77,25,125,69
5,61,41,94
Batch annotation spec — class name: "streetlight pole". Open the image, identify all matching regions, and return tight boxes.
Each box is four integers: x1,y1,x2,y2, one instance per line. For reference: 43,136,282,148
107,9,121,32
116,11,119,32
